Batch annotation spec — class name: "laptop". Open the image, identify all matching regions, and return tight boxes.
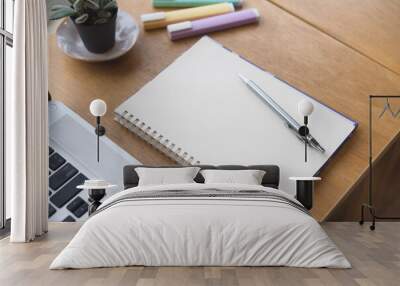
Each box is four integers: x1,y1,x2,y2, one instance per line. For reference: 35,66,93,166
48,101,140,222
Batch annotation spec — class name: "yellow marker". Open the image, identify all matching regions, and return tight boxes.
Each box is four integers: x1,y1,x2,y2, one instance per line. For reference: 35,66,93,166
141,3,235,30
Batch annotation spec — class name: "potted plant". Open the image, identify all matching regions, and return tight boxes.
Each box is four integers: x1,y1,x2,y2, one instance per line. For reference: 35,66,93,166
50,0,118,53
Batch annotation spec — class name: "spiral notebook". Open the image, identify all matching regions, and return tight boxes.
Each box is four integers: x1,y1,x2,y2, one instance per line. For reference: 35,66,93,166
114,36,357,194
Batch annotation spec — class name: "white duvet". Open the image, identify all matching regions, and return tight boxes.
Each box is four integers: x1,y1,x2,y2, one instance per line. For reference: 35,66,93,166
50,183,350,269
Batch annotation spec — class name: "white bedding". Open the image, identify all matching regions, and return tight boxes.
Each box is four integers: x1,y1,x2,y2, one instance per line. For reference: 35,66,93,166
50,183,351,269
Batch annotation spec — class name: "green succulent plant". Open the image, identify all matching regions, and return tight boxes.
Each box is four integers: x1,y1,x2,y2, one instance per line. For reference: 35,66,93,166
49,0,118,25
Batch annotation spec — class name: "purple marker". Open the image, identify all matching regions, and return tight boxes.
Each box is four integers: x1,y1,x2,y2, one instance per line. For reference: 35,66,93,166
167,8,260,41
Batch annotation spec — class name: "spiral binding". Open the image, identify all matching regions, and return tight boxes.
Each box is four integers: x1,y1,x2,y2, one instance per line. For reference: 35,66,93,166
114,110,201,165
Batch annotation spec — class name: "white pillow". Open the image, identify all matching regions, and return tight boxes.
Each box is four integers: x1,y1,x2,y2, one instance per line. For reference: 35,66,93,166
200,169,266,185
136,167,201,186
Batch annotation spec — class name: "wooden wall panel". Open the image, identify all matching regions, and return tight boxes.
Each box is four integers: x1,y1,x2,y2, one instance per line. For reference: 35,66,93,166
328,132,400,221
48,0,400,221
269,0,400,75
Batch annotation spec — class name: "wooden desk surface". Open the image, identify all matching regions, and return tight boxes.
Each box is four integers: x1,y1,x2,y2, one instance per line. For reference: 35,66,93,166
269,0,400,75
48,0,400,221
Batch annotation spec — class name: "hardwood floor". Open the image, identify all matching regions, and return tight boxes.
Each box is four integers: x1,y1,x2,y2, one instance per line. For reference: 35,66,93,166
0,222,399,286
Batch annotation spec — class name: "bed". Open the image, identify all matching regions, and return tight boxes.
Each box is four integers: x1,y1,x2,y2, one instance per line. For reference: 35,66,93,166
50,165,350,269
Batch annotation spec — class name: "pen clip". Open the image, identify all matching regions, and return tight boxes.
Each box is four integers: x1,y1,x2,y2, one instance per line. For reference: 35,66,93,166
141,12,166,23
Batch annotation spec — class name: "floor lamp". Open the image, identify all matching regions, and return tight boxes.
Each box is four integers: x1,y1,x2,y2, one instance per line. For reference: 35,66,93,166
360,95,400,230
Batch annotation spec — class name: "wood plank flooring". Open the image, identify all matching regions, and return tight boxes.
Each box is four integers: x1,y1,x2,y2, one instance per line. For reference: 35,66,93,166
1,222,399,286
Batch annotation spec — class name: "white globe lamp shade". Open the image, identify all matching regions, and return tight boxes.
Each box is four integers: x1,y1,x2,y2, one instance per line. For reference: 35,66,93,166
90,99,107,117
298,99,314,116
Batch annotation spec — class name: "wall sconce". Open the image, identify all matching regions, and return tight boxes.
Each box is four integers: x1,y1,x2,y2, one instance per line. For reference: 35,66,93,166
89,99,107,162
297,99,314,162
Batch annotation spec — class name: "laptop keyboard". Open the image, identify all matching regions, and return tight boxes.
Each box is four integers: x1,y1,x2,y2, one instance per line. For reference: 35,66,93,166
51,174,87,208
49,153,66,171
48,204,56,217
63,215,76,222
48,148,89,222
49,163,79,190
67,197,89,218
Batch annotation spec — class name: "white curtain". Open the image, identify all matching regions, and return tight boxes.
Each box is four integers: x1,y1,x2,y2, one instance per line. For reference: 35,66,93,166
7,0,48,242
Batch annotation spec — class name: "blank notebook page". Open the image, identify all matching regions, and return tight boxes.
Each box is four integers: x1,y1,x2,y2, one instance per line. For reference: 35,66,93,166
115,36,357,194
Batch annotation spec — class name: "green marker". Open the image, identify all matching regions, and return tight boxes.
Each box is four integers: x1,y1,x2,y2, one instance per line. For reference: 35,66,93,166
153,0,243,8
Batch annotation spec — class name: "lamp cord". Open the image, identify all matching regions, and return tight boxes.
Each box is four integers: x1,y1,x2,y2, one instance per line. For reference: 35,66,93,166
97,131,99,162
305,138,307,162
304,116,308,162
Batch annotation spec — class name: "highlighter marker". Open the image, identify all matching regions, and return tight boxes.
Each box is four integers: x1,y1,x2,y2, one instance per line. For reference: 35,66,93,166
167,8,260,40
141,3,235,30
153,0,243,8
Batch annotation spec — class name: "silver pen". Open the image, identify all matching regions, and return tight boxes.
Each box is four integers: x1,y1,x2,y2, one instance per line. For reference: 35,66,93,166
238,74,325,153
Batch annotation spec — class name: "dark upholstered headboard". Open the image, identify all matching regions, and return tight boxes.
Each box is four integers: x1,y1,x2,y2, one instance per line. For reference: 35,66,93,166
123,165,280,189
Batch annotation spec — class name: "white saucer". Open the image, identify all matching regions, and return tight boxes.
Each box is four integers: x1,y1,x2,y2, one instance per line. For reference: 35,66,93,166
56,11,139,62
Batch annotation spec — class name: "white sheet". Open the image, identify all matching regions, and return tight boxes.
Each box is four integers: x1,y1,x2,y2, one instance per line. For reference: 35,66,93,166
50,183,350,269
